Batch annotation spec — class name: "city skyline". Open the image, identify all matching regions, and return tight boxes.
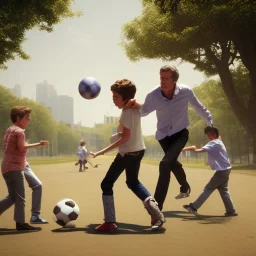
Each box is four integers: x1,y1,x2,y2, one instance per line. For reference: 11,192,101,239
36,80,74,126
0,0,208,136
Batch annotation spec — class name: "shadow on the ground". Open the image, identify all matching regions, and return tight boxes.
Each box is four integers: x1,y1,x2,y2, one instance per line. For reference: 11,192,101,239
51,222,165,235
0,228,41,235
163,210,233,224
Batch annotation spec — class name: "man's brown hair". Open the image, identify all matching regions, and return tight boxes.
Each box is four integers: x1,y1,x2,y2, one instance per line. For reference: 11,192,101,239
110,79,136,101
160,65,179,82
10,106,32,123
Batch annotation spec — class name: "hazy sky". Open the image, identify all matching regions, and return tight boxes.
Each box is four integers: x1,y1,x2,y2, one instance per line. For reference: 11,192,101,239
0,0,207,135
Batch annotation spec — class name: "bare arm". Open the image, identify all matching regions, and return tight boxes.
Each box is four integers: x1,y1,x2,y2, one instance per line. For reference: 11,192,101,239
195,148,205,153
182,145,205,153
25,140,48,149
182,145,196,151
189,89,213,126
90,127,130,158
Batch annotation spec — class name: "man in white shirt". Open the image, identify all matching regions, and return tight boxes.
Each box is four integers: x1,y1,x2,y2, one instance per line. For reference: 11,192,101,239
127,65,213,211
182,126,238,216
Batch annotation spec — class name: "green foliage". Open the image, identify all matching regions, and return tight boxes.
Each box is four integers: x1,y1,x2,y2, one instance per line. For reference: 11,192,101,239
0,0,80,69
122,0,256,146
57,122,80,155
0,85,80,156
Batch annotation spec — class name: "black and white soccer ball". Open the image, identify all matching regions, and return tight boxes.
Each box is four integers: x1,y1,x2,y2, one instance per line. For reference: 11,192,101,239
53,198,80,226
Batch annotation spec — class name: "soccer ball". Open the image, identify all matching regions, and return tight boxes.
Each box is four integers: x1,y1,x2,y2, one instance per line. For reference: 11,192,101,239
78,77,101,100
53,198,80,226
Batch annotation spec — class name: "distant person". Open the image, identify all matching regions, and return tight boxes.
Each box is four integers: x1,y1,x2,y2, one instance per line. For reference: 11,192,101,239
125,64,213,212
76,140,89,172
90,79,165,231
182,126,238,217
0,106,48,231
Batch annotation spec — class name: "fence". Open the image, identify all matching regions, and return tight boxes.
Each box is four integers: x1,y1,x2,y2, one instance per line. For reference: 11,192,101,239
144,125,256,166
0,126,255,165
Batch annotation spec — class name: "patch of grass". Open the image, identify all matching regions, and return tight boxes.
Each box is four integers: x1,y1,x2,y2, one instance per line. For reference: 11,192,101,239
231,164,256,170
142,157,256,175
26,156,77,165
25,155,256,175
26,154,114,166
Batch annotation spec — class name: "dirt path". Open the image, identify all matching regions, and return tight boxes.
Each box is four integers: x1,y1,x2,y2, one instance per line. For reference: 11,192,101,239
0,159,255,256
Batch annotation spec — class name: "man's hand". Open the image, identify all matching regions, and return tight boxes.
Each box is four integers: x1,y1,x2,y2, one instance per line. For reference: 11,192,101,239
124,99,141,109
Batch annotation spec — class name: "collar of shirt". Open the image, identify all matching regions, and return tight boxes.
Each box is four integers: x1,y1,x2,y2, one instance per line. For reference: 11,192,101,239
13,124,25,131
160,84,181,100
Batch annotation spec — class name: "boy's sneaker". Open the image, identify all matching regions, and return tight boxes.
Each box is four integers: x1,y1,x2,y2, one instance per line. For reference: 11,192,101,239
151,218,165,231
30,215,48,224
225,212,238,217
144,197,165,222
16,222,42,231
175,188,191,199
95,222,118,231
183,203,198,215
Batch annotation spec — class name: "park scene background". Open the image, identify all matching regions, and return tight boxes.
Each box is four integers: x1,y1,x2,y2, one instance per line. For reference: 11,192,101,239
0,1,256,255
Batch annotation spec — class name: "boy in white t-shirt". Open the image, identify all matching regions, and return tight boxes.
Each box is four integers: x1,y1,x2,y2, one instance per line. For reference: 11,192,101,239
182,126,238,217
90,79,165,231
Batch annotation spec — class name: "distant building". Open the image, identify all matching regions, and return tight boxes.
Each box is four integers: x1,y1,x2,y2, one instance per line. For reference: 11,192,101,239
58,95,74,126
11,84,22,98
74,121,82,128
36,80,58,120
104,115,119,125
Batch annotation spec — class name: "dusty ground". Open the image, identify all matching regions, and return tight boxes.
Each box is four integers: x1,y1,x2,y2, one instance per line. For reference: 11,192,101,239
0,158,255,256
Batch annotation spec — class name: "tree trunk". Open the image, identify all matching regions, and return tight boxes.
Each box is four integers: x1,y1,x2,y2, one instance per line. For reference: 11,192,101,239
206,47,256,164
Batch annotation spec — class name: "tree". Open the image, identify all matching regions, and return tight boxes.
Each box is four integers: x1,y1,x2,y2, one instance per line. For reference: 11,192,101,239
121,0,256,161
0,0,79,69
0,84,80,156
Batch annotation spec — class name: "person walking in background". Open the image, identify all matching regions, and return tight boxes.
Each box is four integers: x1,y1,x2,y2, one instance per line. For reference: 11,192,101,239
182,126,238,217
76,140,88,172
126,64,213,212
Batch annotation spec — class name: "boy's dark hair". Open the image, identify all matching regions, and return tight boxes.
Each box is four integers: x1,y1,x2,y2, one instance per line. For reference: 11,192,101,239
160,65,179,82
204,126,219,137
10,106,32,123
110,79,136,101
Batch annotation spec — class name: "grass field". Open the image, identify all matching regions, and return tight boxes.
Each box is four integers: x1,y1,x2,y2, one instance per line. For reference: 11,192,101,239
25,155,256,176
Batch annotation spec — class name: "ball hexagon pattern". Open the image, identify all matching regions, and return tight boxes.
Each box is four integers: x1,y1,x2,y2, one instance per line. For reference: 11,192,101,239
78,77,101,100
53,198,79,226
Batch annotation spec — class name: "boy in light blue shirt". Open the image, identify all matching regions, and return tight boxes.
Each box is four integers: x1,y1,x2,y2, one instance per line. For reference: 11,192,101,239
182,126,238,217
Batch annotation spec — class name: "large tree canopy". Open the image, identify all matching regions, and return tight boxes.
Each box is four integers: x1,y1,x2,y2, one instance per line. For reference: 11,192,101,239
0,0,79,69
121,0,256,137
